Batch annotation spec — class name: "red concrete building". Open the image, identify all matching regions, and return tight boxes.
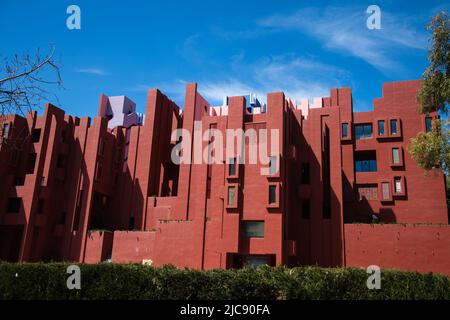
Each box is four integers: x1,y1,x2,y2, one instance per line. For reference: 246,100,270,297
1,80,449,275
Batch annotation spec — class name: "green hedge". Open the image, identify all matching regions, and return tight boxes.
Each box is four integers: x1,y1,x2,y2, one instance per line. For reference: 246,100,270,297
0,262,449,299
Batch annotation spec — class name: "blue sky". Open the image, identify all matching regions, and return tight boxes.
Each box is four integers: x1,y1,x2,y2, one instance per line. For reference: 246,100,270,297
1,0,449,116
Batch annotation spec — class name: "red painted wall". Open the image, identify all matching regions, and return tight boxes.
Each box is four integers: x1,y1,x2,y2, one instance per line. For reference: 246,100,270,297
345,224,450,276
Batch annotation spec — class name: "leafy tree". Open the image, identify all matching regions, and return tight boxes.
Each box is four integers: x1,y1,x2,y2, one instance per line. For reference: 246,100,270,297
410,12,450,171
409,119,450,171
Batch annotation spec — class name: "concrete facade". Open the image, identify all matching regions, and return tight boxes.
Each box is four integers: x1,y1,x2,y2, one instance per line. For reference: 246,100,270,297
0,80,449,275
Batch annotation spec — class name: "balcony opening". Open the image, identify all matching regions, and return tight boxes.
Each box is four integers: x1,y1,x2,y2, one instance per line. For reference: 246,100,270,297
355,150,377,172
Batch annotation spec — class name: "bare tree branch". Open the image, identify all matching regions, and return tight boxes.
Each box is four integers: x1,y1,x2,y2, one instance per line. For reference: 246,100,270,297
0,45,63,150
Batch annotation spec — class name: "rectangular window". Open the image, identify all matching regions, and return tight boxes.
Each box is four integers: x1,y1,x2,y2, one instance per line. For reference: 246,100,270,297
268,185,277,204
425,117,433,132
228,158,236,176
392,148,400,164
31,128,41,143
390,119,398,135
378,120,385,136
243,221,264,238
7,197,21,213
357,184,378,201
355,151,377,172
269,155,278,175
2,123,10,138
302,200,310,219
394,177,402,193
341,123,348,138
301,163,310,184
355,124,373,139
381,182,390,201
227,186,236,206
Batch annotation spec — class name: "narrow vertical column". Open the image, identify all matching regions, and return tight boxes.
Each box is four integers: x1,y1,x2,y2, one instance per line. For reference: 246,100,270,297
173,83,197,220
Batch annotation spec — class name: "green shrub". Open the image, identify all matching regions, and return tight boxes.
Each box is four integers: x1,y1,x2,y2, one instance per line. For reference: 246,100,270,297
0,262,449,300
